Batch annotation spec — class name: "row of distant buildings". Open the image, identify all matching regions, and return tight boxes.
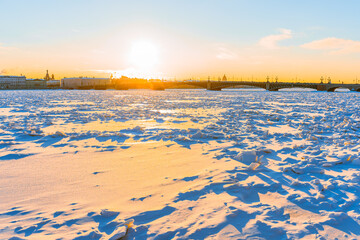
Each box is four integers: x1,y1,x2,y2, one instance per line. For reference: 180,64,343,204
0,70,60,90
0,72,136,90
0,70,117,90
0,73,228,90
0,75,113,90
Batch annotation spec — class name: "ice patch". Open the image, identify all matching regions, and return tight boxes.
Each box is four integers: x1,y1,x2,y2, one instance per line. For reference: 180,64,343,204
100,209,119,218
235,151,257,164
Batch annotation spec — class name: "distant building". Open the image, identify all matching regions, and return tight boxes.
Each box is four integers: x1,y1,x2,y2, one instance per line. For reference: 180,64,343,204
26,79,47,89
0,75,26,89
222,74,227,81
47,80,60,88
61,77,111,89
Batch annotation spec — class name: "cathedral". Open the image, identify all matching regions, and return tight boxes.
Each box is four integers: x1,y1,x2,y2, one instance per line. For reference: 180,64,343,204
44,70,55,81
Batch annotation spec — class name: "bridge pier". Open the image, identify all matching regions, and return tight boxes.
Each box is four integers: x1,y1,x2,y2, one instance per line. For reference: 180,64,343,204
266,83,270,91
206,81,221,91
316,85,327,91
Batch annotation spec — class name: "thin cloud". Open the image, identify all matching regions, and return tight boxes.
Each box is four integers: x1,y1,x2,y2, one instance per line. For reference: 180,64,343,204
0,43,8,50
88,68,166,79
301,37,360,54
216,47,238,60
258,29,292,49
0,43,17,51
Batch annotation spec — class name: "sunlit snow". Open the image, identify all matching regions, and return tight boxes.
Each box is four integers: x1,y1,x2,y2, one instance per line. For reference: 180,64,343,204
1,89,360,239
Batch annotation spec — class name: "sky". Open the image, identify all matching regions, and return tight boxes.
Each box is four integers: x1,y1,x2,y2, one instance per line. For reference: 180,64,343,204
1,0,360,82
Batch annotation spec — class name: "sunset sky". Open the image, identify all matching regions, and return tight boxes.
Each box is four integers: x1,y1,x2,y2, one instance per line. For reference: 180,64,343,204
1,0,360,82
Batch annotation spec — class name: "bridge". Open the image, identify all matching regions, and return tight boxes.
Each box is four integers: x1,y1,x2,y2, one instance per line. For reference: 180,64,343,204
111,79,360,92
163,80,360,92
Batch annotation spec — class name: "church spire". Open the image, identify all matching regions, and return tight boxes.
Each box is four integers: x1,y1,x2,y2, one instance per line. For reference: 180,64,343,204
45,70,50,81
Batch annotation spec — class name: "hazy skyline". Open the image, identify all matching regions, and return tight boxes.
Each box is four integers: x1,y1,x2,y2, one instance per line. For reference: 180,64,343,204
1,0,360,82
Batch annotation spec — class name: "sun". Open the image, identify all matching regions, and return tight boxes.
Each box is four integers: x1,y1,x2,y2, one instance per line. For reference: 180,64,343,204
128,41,159,70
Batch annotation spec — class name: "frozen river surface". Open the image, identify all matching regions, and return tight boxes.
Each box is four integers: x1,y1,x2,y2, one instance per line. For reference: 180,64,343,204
0,89,360,239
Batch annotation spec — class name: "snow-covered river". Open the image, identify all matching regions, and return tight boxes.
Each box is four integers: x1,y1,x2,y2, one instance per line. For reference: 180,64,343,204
1,89,360,239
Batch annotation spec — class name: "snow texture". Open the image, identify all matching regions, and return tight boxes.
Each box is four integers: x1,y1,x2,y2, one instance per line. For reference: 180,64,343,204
0,89,360,239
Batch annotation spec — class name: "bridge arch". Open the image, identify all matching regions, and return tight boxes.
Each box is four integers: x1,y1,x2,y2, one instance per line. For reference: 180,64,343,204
205,82,268,91
214,84,267,91
268,86,318,92
327,86,352,92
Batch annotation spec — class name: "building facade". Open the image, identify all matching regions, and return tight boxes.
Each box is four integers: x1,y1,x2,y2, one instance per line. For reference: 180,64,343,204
61,77,111,89
47,80,60,88
0,76,27,89
25,79,47,89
